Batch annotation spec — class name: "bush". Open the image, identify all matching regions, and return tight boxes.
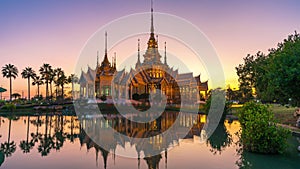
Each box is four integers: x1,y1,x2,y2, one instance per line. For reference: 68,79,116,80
2,103,16,111
238,102,290,154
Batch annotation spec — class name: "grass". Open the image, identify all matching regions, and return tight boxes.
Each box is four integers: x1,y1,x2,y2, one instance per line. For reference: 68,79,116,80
231,104,298,127
269,104,298,126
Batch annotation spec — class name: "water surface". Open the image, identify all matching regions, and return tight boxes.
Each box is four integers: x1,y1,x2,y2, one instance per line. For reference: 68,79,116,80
0,114,299,169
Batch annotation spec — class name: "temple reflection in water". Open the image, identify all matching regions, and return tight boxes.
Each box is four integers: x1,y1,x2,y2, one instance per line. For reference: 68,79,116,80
0,113,206,169
80,112,206,169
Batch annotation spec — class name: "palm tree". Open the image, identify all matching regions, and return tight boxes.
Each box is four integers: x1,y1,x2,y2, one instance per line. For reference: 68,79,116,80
48,69,56,99
55,69,68,100
21,67,36,101
39,63,52,99
57,73,69,100
54,68,63,99
1,64,18,101
68,74,78,99
32,75,44,99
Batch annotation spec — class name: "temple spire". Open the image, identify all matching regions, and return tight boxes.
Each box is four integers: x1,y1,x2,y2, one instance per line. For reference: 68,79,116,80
151,0,154,34
138,39,141,61
102,32,110,66
114,52,117,68
136,39,142,69
147,0,158,50
97,51,99,67
105,31,108,55
164,42,167,65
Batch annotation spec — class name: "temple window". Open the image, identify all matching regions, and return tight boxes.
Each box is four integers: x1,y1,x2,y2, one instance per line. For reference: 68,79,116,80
105,88,109,96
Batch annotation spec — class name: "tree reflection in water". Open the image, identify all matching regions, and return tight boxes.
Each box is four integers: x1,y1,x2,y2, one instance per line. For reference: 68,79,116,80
38,115,55,156
206,123,233,155
53,115,66,151
0,116,17,158
66,116,79,143
0,113,214,169
30,115,43,147
19,116,34,153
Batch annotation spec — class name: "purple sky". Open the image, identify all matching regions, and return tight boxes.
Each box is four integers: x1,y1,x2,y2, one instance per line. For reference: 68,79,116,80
1,0,300,98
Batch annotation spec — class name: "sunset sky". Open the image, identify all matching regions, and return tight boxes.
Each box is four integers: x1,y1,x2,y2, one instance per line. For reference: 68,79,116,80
1,0,300,99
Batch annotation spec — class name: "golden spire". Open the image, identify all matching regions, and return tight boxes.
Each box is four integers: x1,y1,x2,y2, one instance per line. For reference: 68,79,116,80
147,0,158,49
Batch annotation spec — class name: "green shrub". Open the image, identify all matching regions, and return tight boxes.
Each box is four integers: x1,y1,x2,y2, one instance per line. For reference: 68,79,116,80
2,103,16,110
238,102,290,154
0,100,5,106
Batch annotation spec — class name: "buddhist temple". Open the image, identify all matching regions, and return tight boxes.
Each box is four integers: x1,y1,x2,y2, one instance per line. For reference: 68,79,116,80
79,2,208,104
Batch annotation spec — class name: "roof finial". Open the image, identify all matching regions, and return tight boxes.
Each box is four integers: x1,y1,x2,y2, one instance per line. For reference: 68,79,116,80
114,52,117,68
97,51,99,67
105,31,108,55
150,0,154,34
136,39,141,69
164,41,167,65
102,31,110,65
138,39,140,57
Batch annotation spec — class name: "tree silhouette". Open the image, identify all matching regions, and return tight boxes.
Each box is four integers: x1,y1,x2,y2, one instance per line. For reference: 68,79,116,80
39,63,52,100
32,75,44,99
2,64,18,101
68,74,78,99
21,67,36,101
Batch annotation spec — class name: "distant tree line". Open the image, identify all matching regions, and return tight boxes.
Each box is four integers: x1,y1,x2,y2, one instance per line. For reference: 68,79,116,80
1,63,78,102
235,31,300,106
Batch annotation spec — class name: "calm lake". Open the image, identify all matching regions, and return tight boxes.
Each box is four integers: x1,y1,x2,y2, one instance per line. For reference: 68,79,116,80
0,113,299,169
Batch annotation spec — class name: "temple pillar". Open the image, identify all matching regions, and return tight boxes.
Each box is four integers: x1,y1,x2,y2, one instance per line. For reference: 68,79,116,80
80,86,82,98
86,84,89,98
129,85,131,99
